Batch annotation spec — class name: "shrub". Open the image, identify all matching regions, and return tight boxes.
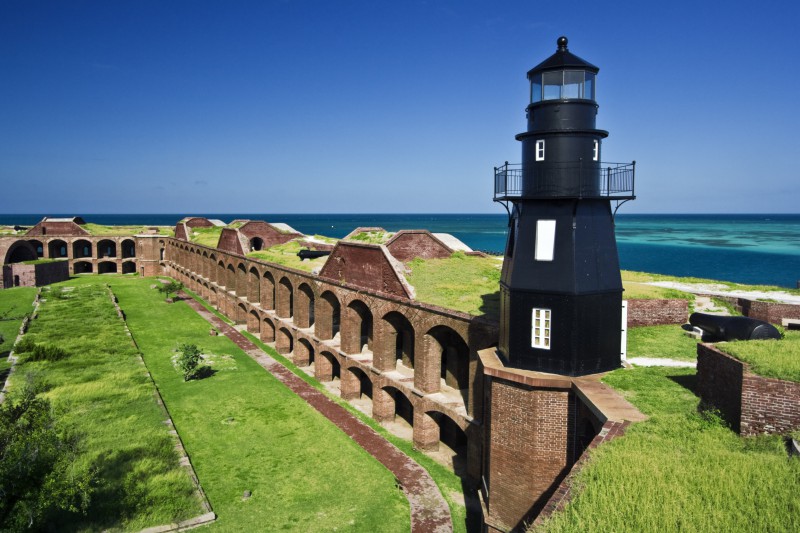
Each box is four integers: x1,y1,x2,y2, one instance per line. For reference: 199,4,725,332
13,337,36,354
177,343,209,381
26,343,69,362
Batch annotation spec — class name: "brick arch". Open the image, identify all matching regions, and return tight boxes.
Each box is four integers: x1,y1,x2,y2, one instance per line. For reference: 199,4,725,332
235,302,247,325
341,364,373,401
261,270,276,310
236,262,247,297
217,260,226,287
247,310,261,334
3,240,38,264
379,310,416,371
315,350,341,382
414,409,470,462
27,239,44,258
121,238,136,259
316,290,341,341
342,298,373,355
277,276,294,318
72,239,93,259
226,263,236,294
47,239,68,258
261,316,276,343
424,325,470,394
248,266,261,303
296,282,316,329
373,385,414,427
294,337,315,366
276,326,293,354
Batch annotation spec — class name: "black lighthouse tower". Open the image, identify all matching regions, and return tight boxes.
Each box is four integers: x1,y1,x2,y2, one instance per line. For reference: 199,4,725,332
494,36,635,376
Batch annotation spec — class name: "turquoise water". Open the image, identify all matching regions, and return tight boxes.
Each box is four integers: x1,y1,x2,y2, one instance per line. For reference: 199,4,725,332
3,213,798,288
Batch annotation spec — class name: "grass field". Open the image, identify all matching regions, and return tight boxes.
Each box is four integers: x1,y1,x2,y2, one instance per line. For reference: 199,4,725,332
106,276,410,531
621,270,800,295
248,240,328,272
7,282,203,530
0,286,37,376
537,366,800,532
82,223,173,236
627,324,699,362
718,329,800,382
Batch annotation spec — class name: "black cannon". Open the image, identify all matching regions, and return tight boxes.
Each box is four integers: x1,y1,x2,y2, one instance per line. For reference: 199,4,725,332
296,249,331,261
689,312,781,342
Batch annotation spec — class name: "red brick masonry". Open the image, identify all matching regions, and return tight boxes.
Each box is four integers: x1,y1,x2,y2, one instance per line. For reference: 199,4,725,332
626,298,688,327
697,343,800,435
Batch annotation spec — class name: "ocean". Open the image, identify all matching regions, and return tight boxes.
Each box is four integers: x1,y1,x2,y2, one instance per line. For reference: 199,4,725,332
2,213,799,288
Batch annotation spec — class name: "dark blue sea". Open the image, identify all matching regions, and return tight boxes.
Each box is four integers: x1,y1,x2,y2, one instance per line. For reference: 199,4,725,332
3,213,799,288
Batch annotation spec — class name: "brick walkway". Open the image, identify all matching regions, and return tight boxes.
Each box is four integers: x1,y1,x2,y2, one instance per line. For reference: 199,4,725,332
182,295,453,532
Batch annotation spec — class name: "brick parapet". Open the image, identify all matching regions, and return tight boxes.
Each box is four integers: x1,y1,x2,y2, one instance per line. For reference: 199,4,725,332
626,298,688,326
697,343,800,435
713,295,800,325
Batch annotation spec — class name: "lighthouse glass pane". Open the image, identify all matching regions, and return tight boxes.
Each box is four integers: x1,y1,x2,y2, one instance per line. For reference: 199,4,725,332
531,73,542,103
542,71,562,100
563,71,583,98
535,219,556,261
585,72,595,100
532,308,552,350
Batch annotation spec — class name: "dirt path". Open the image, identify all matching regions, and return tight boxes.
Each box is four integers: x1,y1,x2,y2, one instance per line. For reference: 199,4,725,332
182,295,453,533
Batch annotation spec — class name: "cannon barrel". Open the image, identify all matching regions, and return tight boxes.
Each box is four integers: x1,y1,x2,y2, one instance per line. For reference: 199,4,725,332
297,249,332,261
689,312,781,342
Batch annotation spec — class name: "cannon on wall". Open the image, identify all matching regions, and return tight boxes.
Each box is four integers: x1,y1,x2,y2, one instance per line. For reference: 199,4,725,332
689,312,782,342
297,249,332,261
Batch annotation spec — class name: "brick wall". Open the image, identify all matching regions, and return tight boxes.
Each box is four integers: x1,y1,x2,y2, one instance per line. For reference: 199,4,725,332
319,242,413,298
385,230,452,262
697,343,800,435
717,296,800,325
216,228,243,255
2,261,69,288
25,220,88,236
627,298,688,327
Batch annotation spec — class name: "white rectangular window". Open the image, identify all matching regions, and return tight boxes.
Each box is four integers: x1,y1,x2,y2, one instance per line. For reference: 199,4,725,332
535,139,545,161
593,139,599,161
531,308,552,349
535,219,556,261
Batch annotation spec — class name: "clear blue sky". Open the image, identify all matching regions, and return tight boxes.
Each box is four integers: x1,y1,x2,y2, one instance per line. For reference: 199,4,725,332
1,1,797,214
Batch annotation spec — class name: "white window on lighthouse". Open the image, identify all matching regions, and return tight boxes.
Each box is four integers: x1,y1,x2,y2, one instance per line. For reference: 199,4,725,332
593,139,599,161
535,219,556,261
532,308,552,349
535,139,545,161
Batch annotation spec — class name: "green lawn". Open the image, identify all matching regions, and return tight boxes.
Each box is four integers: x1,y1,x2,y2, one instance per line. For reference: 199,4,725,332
0,286,37,375
106,276,409,531
347,230,393,244
82,223,174,236
627,324,699,362
8,282,202,530
248,240,328,273
188,226,224,247
406,252,501,318
622,280,693,301
537,366,800,532
621,270,800,295
718,329,800,382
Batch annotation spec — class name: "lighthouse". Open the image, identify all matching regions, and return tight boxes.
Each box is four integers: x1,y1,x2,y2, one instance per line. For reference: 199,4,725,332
494,36,635,376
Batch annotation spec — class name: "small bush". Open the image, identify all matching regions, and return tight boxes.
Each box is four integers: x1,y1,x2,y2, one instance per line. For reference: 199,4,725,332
27,343,70,362
177,343,209,381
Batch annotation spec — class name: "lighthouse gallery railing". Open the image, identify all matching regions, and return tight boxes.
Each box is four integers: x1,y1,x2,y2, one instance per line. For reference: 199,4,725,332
493,161,635,201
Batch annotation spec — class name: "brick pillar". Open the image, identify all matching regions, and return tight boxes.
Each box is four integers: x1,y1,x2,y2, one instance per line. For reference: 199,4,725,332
316,352,333,382
372,386,395,422
275,328,292,354
315,299,333,340
261,276,274,310
415,334,441,395
413,410,439,451
261,319,275,343
373,319,396,372
276,282,291,318
340,306,360,354
293,340,310,366
340,367,361,400
294,289,311,329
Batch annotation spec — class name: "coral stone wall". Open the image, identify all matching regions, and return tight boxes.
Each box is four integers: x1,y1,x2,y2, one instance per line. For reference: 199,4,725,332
697,343,800,435
626,298,688,326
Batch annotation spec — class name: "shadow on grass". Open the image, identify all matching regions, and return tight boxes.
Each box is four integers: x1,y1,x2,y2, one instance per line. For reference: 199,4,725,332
667,373,698,395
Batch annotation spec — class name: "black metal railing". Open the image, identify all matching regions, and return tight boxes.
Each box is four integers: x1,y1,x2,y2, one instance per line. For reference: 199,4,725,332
493,160,635,200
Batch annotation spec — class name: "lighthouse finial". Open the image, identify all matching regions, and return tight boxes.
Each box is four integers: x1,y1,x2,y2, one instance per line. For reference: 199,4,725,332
557,36,568,51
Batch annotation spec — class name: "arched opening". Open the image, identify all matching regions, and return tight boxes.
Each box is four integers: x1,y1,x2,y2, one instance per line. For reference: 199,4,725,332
248,267,260,303
73,239,92,259
261,271,276,310
13,275,20,287
296,283,315,329
250,237,264,251
426,326,470,395
423,411,469,474
276,327,293,354
47,239,68,258
247,310,261,334
383,311,415,370
236,263,247,297
341,365,373,401
226,264,236,293
4,242,37,264
236,303,247,325
121,261,136,274
262,317,276,343
316,350,340,382
344,299,373,354
376,387,414,430
73,261,93,274
294,338,315,367
217,260,226,287
97,239,116,259
98,261,117,274
277,277,294,318
121,239,136,259
209,286,218,307
317,291,340,340
28,240,44,258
